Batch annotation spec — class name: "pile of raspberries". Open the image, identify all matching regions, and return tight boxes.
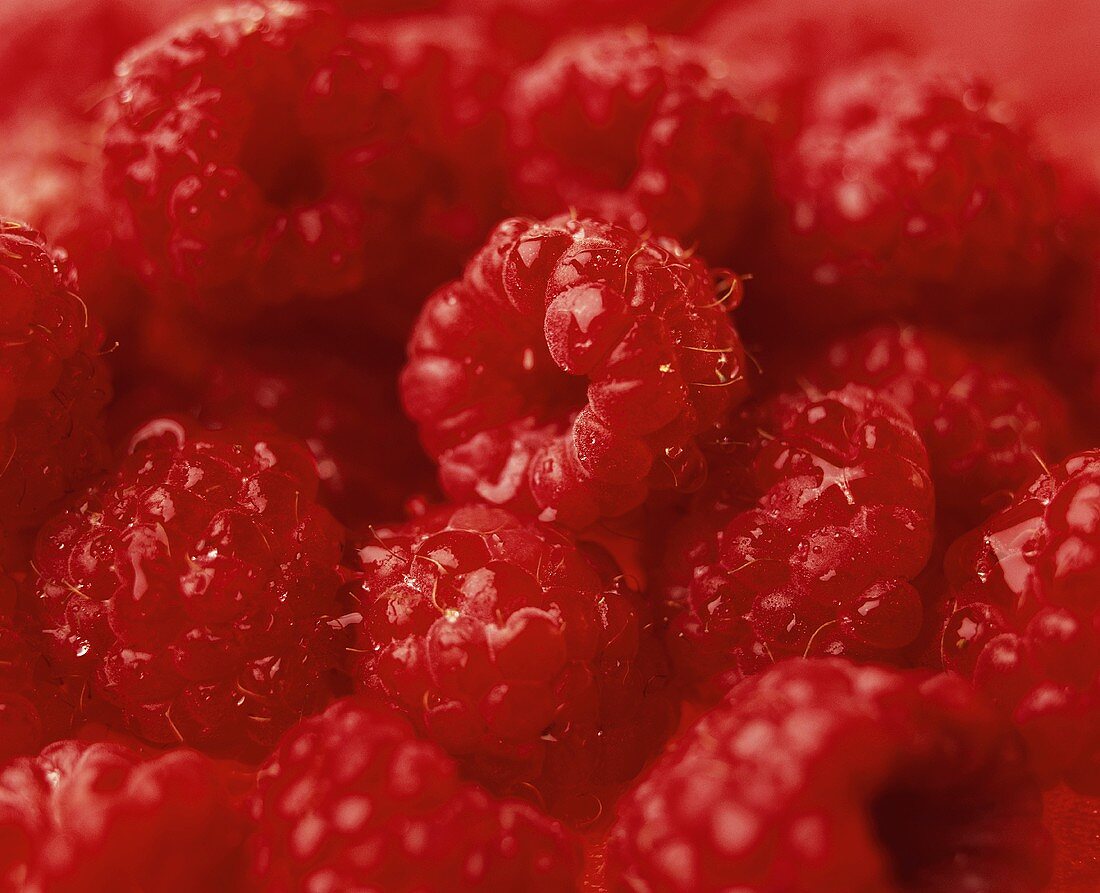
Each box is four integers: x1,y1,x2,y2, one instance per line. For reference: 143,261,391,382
2,0,1099,890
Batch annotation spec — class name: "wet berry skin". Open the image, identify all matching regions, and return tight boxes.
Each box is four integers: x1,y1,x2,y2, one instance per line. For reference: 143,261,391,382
347,503,677,822
607,658,1051,893
942,449,1100,793
658,384,935,700
402,214,750,529
247,696,582,892
765,53,1064,339
0,739,249,893
0,219,112,548
33,417,347,758
808,324,1075,530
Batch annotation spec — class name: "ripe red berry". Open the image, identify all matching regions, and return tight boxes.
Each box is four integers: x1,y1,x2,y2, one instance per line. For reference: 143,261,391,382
765,54,1063,337
504,30,770,269
33,417,347,757
659,384,935,699
0,739,248,893
248,696,582,891
808,325,1075,529
401,214,750,528
607,659,1051,893
347,503,676,821
942,449,1100,792
0,219,111,549
104,2,505,335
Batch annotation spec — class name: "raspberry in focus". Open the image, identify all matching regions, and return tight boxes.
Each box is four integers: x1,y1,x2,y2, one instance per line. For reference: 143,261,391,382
607,659,1052,893
941,449,1100,792
504,30,771,269
0,739,249,893
808,324,1075,529
0,219,111,547
658,384,935,699
347,503,677,821
33,417,347,757
401,214,751,528
765,54,1064,337
247,696,582,891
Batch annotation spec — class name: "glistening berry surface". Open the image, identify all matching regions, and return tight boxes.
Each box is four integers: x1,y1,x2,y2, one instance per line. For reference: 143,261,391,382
34,417,346,757
658,384,935,699
347,503,676,821
402,214,750,528
941,449,1100,792
807,325,1074,529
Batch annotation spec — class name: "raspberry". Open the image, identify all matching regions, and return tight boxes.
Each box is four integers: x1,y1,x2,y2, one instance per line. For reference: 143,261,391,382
692,0,910,138
763,54,1063,337
248,696,582,891
0,613,73,765
659,384,935,699
0,739,248,892
0,113,142,338
607,659,1051,893
104,3,505,334
504,30,771,269
33,417,347,757
401,215,750,528
941,450,1100,791
807,325,1075,529
347,503,676,821
0,220,111,548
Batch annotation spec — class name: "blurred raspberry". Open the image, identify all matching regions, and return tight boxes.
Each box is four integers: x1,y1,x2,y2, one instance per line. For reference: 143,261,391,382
693,0,910,137
444,0,714,63
0,0,197,122
808,325,1075,529
0,113,143,340
942,449,1100,792
0,220,111,549
608,659,1051,893
34,417,347,757
659,384,934,699
0,739,248,892
347,503,677,822
504,30,771,269
762,54,1064,338
248,696,582,891
104,2,506,337
402,214,750,528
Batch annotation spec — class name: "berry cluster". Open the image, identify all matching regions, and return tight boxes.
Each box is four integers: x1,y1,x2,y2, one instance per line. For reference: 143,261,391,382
0,0,1097,891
